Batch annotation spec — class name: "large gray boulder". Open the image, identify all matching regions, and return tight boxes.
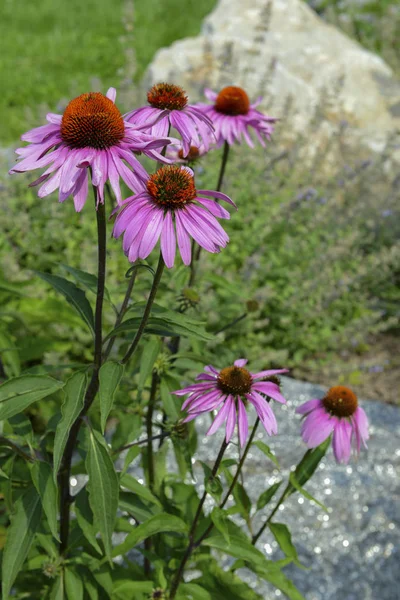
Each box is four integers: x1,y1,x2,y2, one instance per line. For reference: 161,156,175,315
144,0,400,159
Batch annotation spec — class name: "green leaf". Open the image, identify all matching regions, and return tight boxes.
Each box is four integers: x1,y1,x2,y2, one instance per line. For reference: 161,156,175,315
254,441,280,469
35,271,95,334
30,461,60,542
289,473,328,512
99,361,124,434
138,338,161,390
74,487,102,554
120,473,162,507
176,583,212,600
120,444,141,478
106,305,213,342
86,429,119,561
0,330,20,378
293,439,330,488
201,461,223,502
111,581,154,600
59,264,112,305
0,375,64,421
210,507,230,545
1,487,42,600
232,481,251,519
160,377,179,421
202,534,268,566
268,522,302,567
256,567,306,600
50,574,65,600
111,513,188,557
65,568,84,600
197,562,263,600
256,482,282,512
53,372,88,481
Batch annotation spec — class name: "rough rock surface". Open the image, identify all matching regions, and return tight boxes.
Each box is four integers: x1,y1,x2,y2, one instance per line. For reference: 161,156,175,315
189,377,400,600
144,0,400,158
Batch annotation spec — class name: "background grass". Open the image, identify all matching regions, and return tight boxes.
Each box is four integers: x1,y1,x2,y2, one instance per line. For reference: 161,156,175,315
0,0,217,144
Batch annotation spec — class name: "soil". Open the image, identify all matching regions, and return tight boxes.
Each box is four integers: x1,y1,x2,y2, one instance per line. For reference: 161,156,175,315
294,333,400,406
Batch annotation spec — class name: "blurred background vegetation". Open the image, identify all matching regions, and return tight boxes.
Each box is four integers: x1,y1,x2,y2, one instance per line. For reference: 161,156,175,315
0,0,399,403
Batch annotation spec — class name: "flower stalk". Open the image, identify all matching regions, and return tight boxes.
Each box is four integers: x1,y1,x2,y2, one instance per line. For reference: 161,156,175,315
121,253,165,365
58,187,107,554
168,438,228,600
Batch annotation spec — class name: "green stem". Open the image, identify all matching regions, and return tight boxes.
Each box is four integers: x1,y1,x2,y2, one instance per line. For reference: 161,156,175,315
216,312,248,335
58,189,107,555
104,268,137,359
194,419,260,547
0,437,35,463
112,433,169,456
189,141,231,282
251,449,313,545
169,439,228,600
121,253,165,365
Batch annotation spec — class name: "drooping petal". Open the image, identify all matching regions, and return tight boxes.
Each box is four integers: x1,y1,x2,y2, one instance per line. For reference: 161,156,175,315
247,392,278,436
301,408,335,448
225,396,237,443
252,382,287,404
332,419,352,464
295,398,322,415
206,398,231,437
160,211,176,268
237,398,249,447
175,211,192,265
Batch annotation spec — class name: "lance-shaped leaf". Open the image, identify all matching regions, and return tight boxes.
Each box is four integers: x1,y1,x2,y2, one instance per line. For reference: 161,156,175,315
292,438,330,488
289,472,328,512
53,371,88,481
138,338,161,391
86,429,119,561
1,487,42,600
111,513,188,557
0,375,64,421
99,361,124,434
256,481,282,512
176,584,212,600
254,440,280,469
268,522,303,568
65,568,84,600
59,264,112,305
30,461,60,542
35,271,94,334
74,487,102,554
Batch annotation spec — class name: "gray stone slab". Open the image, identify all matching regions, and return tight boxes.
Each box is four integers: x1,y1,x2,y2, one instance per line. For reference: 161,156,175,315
192,377,400,600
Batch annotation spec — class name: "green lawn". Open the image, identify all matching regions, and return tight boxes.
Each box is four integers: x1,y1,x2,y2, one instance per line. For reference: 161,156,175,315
0,0,216,144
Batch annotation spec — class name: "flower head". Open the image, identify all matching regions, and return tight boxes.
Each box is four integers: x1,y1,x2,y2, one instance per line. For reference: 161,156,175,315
166,141,209,164
9,88,172,211
296,386,369,464
173,359,288,446
113,165,236,268
193,86,277,148
126,83,215,157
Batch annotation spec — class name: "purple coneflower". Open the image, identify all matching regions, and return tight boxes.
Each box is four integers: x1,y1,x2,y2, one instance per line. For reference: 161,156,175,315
126,83,214,157
296,386,369,464
173,359,288,446
9,88,172,211
166,142,209,164
194,86,277,148
112,165,235,268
